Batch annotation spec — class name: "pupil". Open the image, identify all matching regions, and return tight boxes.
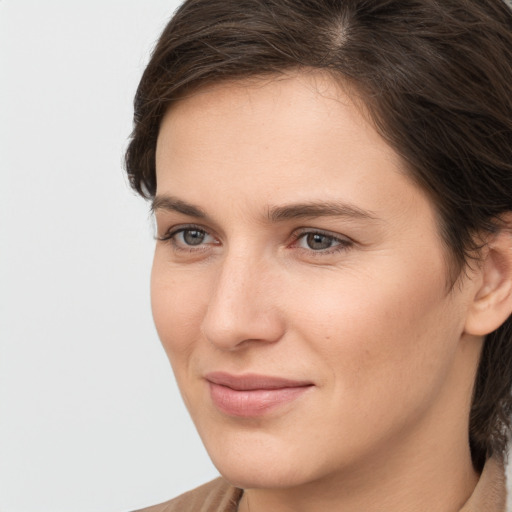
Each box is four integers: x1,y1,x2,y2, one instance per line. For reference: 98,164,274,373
306,233,331,250
184,230,205,246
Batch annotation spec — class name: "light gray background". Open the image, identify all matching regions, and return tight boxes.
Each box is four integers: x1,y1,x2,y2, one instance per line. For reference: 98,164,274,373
0,2,217,512
1,2,510,512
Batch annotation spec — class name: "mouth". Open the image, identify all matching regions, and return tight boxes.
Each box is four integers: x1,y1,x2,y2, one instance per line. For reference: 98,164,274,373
205,372,314,417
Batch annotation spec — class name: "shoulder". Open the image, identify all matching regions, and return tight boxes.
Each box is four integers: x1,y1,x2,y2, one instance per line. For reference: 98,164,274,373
132,478,243,512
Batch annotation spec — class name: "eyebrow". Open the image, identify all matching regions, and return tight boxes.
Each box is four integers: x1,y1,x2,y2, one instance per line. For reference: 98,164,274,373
152,194,378,223
268,201,377,222
152,195,207,218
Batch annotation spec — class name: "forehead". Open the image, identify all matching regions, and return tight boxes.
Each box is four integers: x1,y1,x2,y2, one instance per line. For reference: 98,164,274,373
155,71,406,194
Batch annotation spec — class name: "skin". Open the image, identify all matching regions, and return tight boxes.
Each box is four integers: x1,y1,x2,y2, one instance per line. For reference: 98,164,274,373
151,72,488,512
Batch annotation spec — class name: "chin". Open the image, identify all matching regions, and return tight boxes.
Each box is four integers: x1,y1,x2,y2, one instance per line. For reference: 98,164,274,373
215,459,311,490
202,432,327,490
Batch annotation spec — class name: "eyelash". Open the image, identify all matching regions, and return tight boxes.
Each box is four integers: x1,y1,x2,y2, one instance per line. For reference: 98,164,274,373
157,224,216,253
291,228,353,256
157,224,353,256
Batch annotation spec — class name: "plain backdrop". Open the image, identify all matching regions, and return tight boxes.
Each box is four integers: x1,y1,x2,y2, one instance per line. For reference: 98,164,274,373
0,2,218,512
1,2,511,512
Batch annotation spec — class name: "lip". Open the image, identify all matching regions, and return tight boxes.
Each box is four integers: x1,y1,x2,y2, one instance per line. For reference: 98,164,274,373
205,372,314,417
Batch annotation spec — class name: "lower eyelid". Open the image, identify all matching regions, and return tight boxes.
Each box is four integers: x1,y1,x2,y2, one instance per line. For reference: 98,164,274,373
295,242,353,259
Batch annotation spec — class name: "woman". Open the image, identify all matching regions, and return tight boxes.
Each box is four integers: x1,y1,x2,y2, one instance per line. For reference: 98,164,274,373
126,1,512,510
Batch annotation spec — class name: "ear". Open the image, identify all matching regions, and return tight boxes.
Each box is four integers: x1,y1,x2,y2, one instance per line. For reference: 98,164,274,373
464,218,512,336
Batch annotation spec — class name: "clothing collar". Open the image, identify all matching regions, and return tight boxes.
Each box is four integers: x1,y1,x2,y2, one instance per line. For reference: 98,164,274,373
459,456,507,511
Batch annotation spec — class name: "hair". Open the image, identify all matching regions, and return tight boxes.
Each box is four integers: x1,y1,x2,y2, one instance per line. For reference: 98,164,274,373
125,0,512,471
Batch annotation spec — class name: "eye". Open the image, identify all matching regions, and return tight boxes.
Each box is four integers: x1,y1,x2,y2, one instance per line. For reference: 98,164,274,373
302,233,338,250
292,230,352,253
158,226,218,251
178,229,208,246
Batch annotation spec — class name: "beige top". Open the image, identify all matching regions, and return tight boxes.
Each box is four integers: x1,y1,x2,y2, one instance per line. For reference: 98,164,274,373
134,456,507,512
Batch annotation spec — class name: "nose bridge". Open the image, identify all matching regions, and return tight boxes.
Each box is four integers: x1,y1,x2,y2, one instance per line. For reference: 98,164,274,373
201,249,283,350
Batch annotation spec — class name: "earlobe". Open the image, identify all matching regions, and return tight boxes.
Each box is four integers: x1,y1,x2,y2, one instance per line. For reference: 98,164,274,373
464,223,512,337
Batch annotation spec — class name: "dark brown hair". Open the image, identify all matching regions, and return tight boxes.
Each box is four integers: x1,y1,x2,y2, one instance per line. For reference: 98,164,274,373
125,0,512,470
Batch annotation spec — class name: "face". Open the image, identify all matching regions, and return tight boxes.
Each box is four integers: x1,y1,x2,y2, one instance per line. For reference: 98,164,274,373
152,72,479,490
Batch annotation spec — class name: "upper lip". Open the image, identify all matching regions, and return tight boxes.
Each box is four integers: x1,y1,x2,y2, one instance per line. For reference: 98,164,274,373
205,372,313,391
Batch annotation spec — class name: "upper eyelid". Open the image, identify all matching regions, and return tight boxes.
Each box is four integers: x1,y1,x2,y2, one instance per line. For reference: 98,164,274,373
291,227,353,243
153,210,222,237
157,223,214,240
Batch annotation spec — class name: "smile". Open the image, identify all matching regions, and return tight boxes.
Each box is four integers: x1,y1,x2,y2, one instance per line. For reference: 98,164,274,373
205,372,314,417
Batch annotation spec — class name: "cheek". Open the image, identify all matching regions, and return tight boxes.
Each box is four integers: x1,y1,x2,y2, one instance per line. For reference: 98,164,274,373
289,260,461,416
150,256,208,365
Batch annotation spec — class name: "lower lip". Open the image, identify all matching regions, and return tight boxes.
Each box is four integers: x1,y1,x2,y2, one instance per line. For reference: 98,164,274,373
208,382,312,417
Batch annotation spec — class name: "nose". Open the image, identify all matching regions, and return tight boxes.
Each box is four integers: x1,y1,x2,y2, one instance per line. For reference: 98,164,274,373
201,253,285,351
